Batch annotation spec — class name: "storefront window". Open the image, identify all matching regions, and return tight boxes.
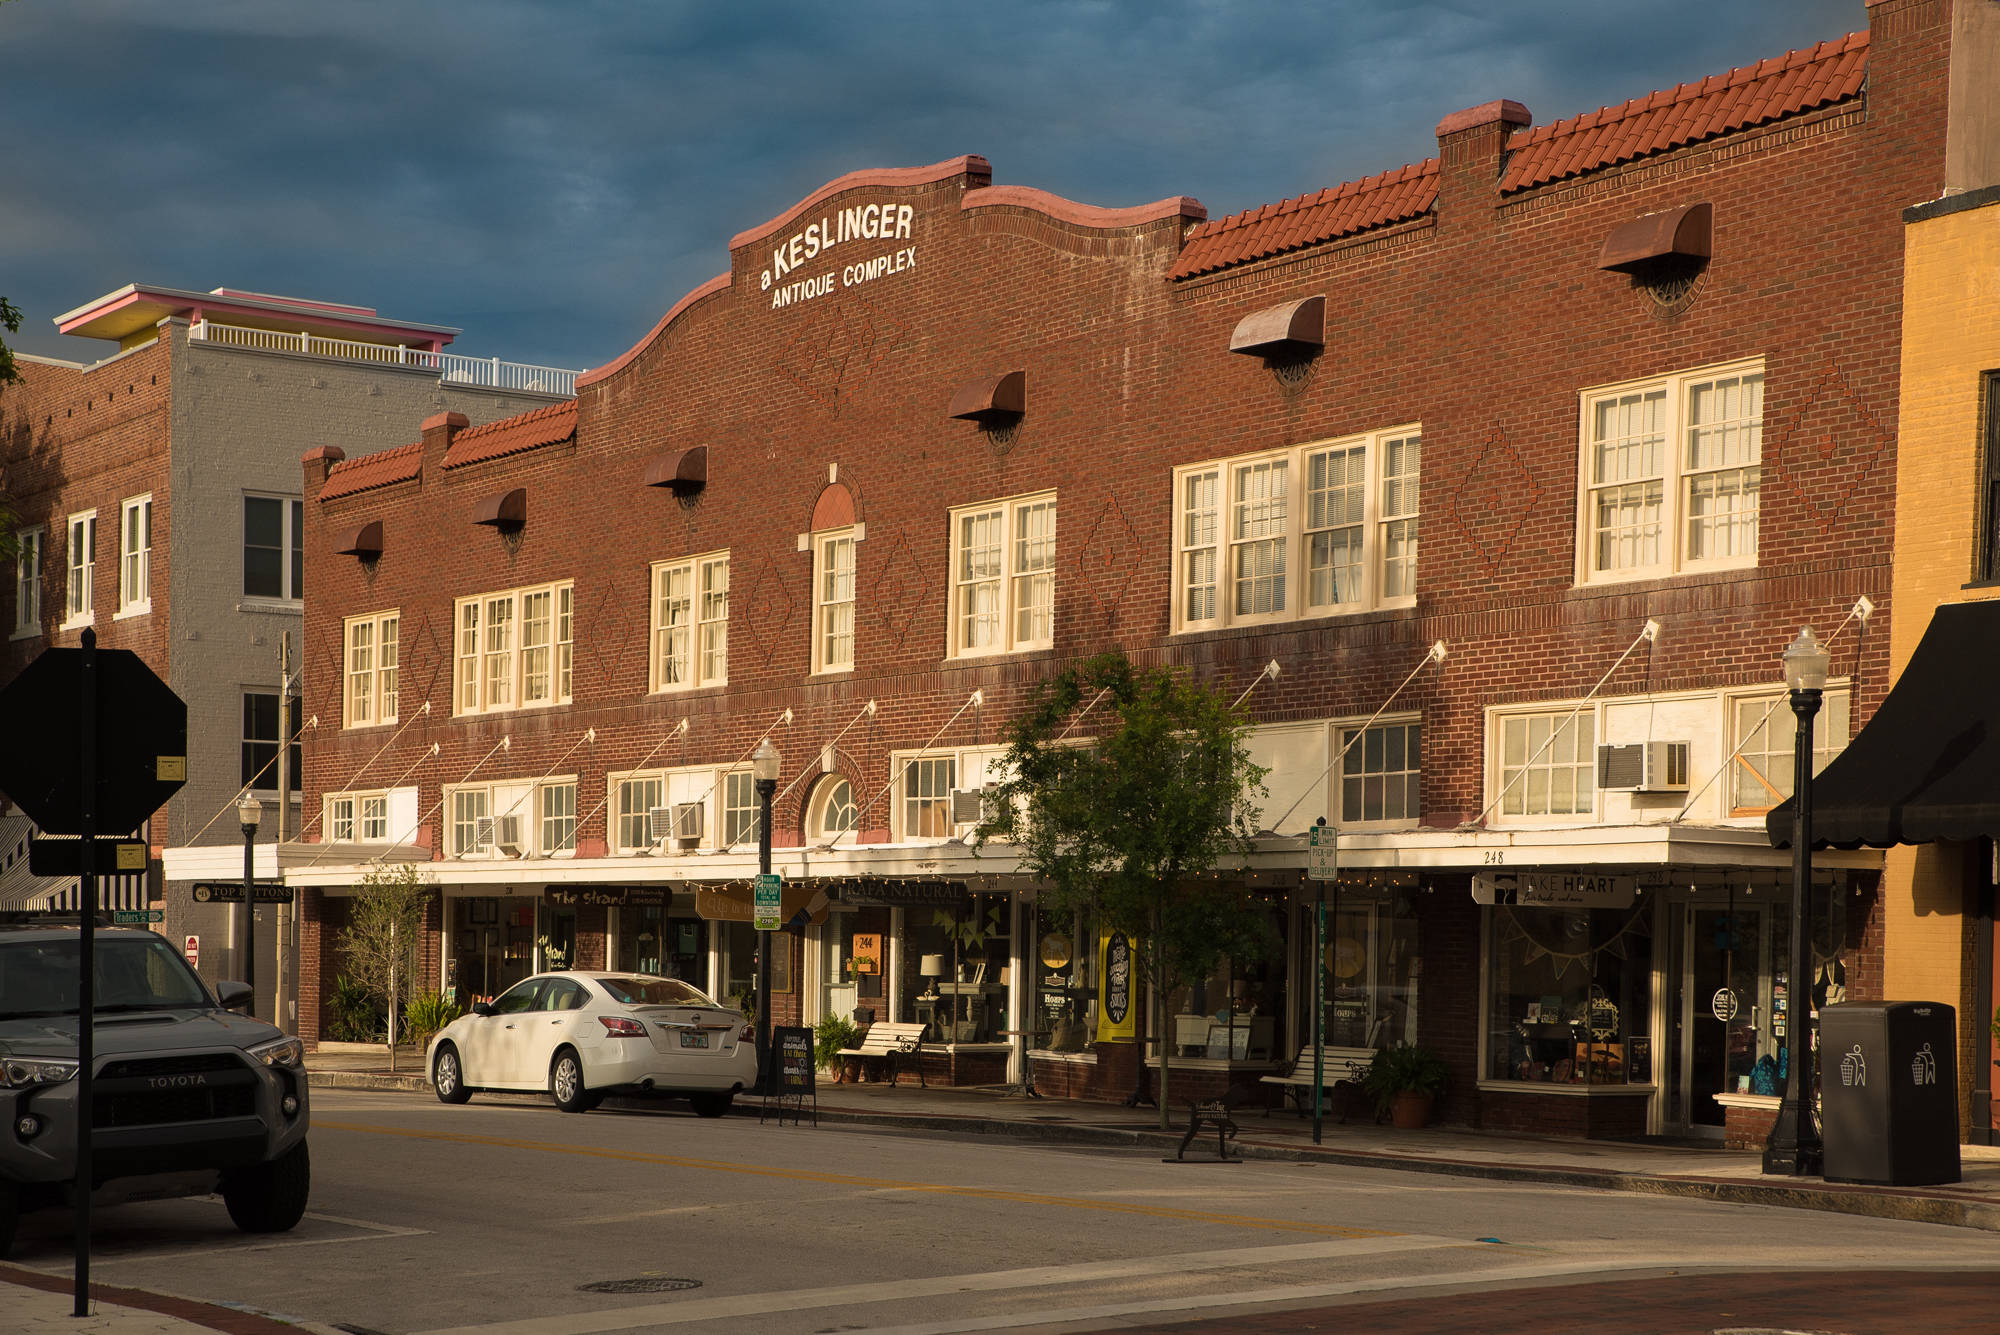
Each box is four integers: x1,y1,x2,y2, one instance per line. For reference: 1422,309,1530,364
1032,907,1096,1051
1323,892,1420,1051
900,895,1008,1043
1165,901,1284,1061
616,898,708,985
720,922,758,1017
1488,904,1653,1085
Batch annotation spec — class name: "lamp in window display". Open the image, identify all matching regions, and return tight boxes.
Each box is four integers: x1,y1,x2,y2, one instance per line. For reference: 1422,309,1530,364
1764,626,1827,1177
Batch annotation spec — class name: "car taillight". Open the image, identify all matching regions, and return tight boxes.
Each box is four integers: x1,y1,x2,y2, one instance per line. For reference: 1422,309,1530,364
599,1016,646,1037
739,1023,755,1043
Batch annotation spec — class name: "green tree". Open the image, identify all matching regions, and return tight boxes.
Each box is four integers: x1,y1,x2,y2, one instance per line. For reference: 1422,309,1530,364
977,650,1269,1128
336,862,437,1071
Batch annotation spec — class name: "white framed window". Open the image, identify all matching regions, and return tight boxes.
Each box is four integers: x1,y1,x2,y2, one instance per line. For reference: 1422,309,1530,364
344,611,399,728
323,788,405,844
445,780,573,857
723,770,762,847
243,495,303,601
1494,709,1596,819
453,580,573,715
451,788,493,857
614,775,664,853
651,551,729,691
1338,720,1422,826
117,495,151,615
812,527,856,673
608,765,733,854
63,511,96,626
540,781,578,854
903,755,956,840
812,777,857,839
949,491,1055,657
1578,358,1763,584
14,527,42,635
1728,689,1850,816
1174,424,1420,633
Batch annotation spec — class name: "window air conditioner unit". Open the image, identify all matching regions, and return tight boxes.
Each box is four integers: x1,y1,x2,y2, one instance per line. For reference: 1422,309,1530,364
495,814,525,858
643,806,673,852
950,787,993,825
1595,740,1691,793
671,802,704,849
473,816,497,853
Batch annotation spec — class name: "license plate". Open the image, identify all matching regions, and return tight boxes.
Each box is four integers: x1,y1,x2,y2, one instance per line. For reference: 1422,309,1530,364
679,1032,709,1049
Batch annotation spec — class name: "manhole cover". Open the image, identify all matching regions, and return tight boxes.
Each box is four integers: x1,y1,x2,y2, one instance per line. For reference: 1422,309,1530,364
577,1277,702,1295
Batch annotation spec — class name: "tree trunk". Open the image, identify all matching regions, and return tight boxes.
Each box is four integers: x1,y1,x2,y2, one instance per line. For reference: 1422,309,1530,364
1155,907,1170,1132
387,921,399,1074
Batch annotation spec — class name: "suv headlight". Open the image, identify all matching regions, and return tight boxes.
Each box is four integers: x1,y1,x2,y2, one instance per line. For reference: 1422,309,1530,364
247,1036,305,1069
0,1056,81,1088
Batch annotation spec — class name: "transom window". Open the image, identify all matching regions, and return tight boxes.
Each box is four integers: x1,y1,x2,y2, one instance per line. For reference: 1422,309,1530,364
1174,425,1420,632
949,492,1056,657
651,551,729,691
1730,690,1850,816
454,581,573,715
1579,358,1763,583
64,511,95,626
813,528,856,673
118,495,151,615
344,611,399,728
14,527,41,635
1496,711,1596,818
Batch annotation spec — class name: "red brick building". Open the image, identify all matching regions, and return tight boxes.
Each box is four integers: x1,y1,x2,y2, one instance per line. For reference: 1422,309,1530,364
293,0,1986,1138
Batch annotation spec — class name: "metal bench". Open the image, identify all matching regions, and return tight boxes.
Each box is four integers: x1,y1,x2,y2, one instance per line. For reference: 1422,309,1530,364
836,1021,928,1086
1258,1044,1379,1123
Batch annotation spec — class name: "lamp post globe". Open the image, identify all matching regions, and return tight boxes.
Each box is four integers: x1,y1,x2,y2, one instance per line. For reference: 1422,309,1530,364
1765,627,1828,1176
237,794,263,1019
751,740,780,1095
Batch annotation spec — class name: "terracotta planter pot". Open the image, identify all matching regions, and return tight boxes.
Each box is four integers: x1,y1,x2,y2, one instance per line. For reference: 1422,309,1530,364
1391,1091,1433,1129
841,1057,864,1084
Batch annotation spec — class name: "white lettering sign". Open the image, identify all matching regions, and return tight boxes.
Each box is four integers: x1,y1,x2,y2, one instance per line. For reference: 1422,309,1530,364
761,203,918,311
1471,872,1637,908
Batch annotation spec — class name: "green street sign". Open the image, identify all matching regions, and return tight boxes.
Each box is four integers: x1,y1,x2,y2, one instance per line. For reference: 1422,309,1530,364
753,873,782,931
110,910,164,924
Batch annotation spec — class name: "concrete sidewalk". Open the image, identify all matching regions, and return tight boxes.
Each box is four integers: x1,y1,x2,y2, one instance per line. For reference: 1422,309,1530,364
0,1261,341,1334
307,1047,2000,1234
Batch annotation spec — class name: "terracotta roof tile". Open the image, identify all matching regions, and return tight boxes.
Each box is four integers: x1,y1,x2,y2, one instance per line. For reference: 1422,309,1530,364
1171,158,1439,280
320,441,422,501
442,399,577,469
1501,31,1866,193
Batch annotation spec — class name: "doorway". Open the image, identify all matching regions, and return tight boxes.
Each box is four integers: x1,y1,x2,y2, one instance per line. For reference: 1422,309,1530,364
1667,894,1782,1134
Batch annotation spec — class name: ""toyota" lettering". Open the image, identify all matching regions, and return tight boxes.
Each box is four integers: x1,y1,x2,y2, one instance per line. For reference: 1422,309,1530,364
146,1074,209,1089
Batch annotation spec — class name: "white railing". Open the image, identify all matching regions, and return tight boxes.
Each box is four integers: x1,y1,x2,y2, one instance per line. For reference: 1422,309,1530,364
189,320,578,397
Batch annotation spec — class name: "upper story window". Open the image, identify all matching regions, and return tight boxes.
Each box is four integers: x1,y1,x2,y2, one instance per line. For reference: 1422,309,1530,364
811,777,858,840
608,764,757,854
650,551,728,692
454,581,573,716
1338,721,1421,826
243,495,303,601
1578,359,1763,584
63,511,96,627
813,528,856,673
1174,425,1420,633
890,745,1007,842
1243,717,1422,834
447,779,579,858
723,770,761,847
323,787,415,844
241,691,302,792
1979,372,2000,581
13,527,41,636
949,491,1055,657
118,495,151,616
344,611,399,728
1495,709,1596,820
1729,689,1851,816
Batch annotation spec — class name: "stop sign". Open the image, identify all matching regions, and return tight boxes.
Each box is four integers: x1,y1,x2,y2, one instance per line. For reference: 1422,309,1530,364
0,645,187,835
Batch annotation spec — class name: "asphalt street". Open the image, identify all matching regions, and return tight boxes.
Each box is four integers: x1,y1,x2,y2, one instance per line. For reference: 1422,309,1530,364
4,1089,1995,1335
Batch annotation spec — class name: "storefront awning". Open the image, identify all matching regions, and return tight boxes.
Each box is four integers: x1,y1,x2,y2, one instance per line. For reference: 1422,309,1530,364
1769,600,2000,849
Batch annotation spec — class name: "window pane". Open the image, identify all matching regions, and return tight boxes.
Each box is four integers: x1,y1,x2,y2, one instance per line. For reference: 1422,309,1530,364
243,498,283,598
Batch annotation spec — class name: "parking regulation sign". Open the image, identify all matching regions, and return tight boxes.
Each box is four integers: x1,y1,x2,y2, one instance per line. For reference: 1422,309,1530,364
753,872,782,931
1307,823,1337,881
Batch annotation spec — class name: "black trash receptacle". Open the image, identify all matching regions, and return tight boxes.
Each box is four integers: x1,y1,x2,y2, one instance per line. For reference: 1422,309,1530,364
1819,1000,1959,1186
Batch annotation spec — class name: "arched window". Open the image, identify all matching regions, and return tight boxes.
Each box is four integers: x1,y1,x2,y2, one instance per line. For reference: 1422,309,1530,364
813,777,857,839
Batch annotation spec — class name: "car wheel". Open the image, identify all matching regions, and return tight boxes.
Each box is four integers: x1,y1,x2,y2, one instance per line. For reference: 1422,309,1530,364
434,1044,472,1105
550,1048,591,1113
221,1141,310,1234
0,1180,18,1259
689,1092,733,1119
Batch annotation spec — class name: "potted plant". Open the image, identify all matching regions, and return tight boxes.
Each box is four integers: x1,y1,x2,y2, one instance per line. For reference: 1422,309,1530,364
1362,1042,1449,1129
815,1014,861,1082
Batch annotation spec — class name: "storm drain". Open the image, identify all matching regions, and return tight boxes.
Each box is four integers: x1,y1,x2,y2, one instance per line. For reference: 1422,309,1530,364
577,1276,703,1295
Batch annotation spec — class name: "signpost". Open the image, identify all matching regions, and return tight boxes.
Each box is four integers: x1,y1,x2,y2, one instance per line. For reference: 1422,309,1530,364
1307,821,1337,1145
753,872,782,931
0,634,186,1317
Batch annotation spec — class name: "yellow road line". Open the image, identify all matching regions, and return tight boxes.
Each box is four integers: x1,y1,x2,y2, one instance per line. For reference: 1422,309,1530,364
316,1118,1397,1239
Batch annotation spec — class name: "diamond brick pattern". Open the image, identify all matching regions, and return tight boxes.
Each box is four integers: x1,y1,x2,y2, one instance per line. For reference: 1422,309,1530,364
771,297,913,416
1445,430,1546,580
733,553,797,672
1076,495,1141,631
868,528,933,653
1761,355,1893,537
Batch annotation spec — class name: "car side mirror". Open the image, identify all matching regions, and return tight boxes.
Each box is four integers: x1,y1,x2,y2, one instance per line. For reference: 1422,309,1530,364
472,1001,495,1017
215,980,253,1013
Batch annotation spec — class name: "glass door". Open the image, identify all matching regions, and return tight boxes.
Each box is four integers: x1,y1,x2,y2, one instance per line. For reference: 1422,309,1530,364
1676,902,1776,1131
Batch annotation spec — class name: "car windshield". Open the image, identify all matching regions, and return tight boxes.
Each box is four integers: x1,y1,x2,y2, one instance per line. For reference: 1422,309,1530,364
594,975,713,1007
0,936,212,1018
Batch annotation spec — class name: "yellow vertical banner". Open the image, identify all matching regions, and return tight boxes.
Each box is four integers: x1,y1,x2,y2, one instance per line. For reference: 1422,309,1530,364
1096,929,1136,1043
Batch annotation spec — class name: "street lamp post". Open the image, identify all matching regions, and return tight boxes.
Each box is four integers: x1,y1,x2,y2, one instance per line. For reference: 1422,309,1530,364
238,794,263,1018
752,739,781,1096
1764,626,1828,1176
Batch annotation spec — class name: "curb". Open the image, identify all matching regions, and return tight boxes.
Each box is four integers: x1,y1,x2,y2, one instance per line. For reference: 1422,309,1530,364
307,1071,2000,1234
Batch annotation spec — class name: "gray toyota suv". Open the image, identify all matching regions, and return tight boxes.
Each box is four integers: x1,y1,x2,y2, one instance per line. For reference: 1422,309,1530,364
0,922,310,1257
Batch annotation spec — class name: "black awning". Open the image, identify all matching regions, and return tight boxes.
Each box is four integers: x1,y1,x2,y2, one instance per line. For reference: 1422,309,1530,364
1770,600,2000,849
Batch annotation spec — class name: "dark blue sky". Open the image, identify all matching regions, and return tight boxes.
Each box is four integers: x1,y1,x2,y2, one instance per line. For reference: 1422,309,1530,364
5,1,1863,376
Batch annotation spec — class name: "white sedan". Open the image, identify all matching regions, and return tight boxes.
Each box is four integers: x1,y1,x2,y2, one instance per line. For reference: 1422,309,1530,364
426,972,758,1117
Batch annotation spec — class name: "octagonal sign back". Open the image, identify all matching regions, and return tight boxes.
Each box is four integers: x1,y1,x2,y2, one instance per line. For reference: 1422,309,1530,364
0,646,188,835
